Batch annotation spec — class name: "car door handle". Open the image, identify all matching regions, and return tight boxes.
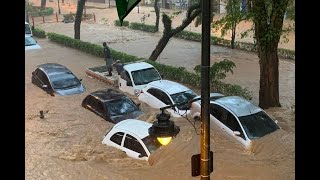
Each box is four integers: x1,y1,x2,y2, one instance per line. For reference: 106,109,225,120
221,128,225,131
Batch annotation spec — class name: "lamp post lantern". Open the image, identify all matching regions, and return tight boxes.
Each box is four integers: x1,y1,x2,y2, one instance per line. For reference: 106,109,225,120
148,110,180,146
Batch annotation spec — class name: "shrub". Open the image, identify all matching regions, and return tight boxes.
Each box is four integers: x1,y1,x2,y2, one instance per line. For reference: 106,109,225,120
47,32,252,100
29,7,54,17
33,28,46,38
114,20,129,27
129,22,157,33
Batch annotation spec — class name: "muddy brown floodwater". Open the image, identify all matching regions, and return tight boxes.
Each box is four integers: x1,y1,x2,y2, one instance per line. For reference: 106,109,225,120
26,39,294,180
27,1,294,179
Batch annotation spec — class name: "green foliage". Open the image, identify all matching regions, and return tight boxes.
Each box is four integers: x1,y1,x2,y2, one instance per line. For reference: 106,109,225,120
173,30,294,60
46,31,252,99
33,28,46,38
193,59,252,100
28,6,54,17
129,22,157,33
114,20,129,26
211,0,245,48
194,59,236,81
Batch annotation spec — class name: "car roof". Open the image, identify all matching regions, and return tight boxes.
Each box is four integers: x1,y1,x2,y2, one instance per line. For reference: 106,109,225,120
214,96,262,117
90,89,126,102
196,93,225,104
37,63,71,75
112,119,152,139
147,80,191,95
123,62,154,72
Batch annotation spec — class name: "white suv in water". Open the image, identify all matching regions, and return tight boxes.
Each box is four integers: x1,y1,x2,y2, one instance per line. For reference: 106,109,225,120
118,62,162,96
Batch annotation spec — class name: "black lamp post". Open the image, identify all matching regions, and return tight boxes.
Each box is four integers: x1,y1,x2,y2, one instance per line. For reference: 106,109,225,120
148,110,180,146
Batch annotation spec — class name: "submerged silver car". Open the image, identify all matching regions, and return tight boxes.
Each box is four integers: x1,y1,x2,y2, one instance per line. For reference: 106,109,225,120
190,95,280,150
31,63,85,96
25,35,41,51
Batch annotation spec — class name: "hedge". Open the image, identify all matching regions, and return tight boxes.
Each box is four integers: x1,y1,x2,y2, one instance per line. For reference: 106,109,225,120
129,22,157,33
175,30,295,60
47,32,252,99
29,7,54,17
33,28,46,38
114,20,129,27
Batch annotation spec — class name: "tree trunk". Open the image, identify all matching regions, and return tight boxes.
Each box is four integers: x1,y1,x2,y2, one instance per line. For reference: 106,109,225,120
41,0,46,9
149,34,170,60
154,0,160,32
252,0,289,108
258,43,281,108
74,0,86,39
149,4,201,61
231,25,236,49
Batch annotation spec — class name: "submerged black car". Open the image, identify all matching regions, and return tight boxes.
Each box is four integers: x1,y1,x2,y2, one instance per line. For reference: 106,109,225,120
31,63,85,96
82,89,144,123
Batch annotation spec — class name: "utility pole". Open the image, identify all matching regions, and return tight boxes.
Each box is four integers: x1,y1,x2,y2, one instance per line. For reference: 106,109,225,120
200,0,211,179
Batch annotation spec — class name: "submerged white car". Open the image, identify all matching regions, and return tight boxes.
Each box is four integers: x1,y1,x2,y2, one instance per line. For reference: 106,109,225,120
25,35,41,51
189,95,280,150
138,80,198,117
102,119,162,161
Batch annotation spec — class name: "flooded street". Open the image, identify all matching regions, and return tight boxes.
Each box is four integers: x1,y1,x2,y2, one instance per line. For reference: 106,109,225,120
26,1,294,179
25,39,294,179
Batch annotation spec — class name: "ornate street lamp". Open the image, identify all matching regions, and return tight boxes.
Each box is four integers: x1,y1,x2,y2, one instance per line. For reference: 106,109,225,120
148,109,180,146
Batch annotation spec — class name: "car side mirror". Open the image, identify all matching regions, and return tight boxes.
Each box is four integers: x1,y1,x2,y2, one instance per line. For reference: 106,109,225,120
161,74,164,78
138,153,147,158
126,81,133,86
275,120,278,124
42,85,48,89
79,79,82,82
233,131,241,136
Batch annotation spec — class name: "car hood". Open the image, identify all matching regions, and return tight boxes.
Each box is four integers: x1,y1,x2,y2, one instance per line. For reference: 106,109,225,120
54,85,85,96
25,44,41,51
111,110,144,123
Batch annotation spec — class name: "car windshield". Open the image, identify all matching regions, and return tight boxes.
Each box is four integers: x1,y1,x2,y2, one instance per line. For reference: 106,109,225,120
25,36,36,46
131,68,161,85
50,72,80,89
107,97,139,116
239,111,280,140
142,135,162,154
171,90,197,110
25,24,32,34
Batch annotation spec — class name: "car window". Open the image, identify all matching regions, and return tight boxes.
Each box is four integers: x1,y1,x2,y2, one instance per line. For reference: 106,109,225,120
171,90,197,110
95,101,105,115
239,111,280,140
124,134,146,155
211,104,245,140
37,70,50,86
226,112,245,140
25,36,36,46
120,70,131,82
88,97,105,115
106,97,139,116
49,72,80,90
110,132,124,145
147,88,172,105
131,68,161,85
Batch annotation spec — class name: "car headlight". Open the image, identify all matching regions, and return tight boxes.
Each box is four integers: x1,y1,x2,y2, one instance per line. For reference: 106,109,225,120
134,89,143,96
